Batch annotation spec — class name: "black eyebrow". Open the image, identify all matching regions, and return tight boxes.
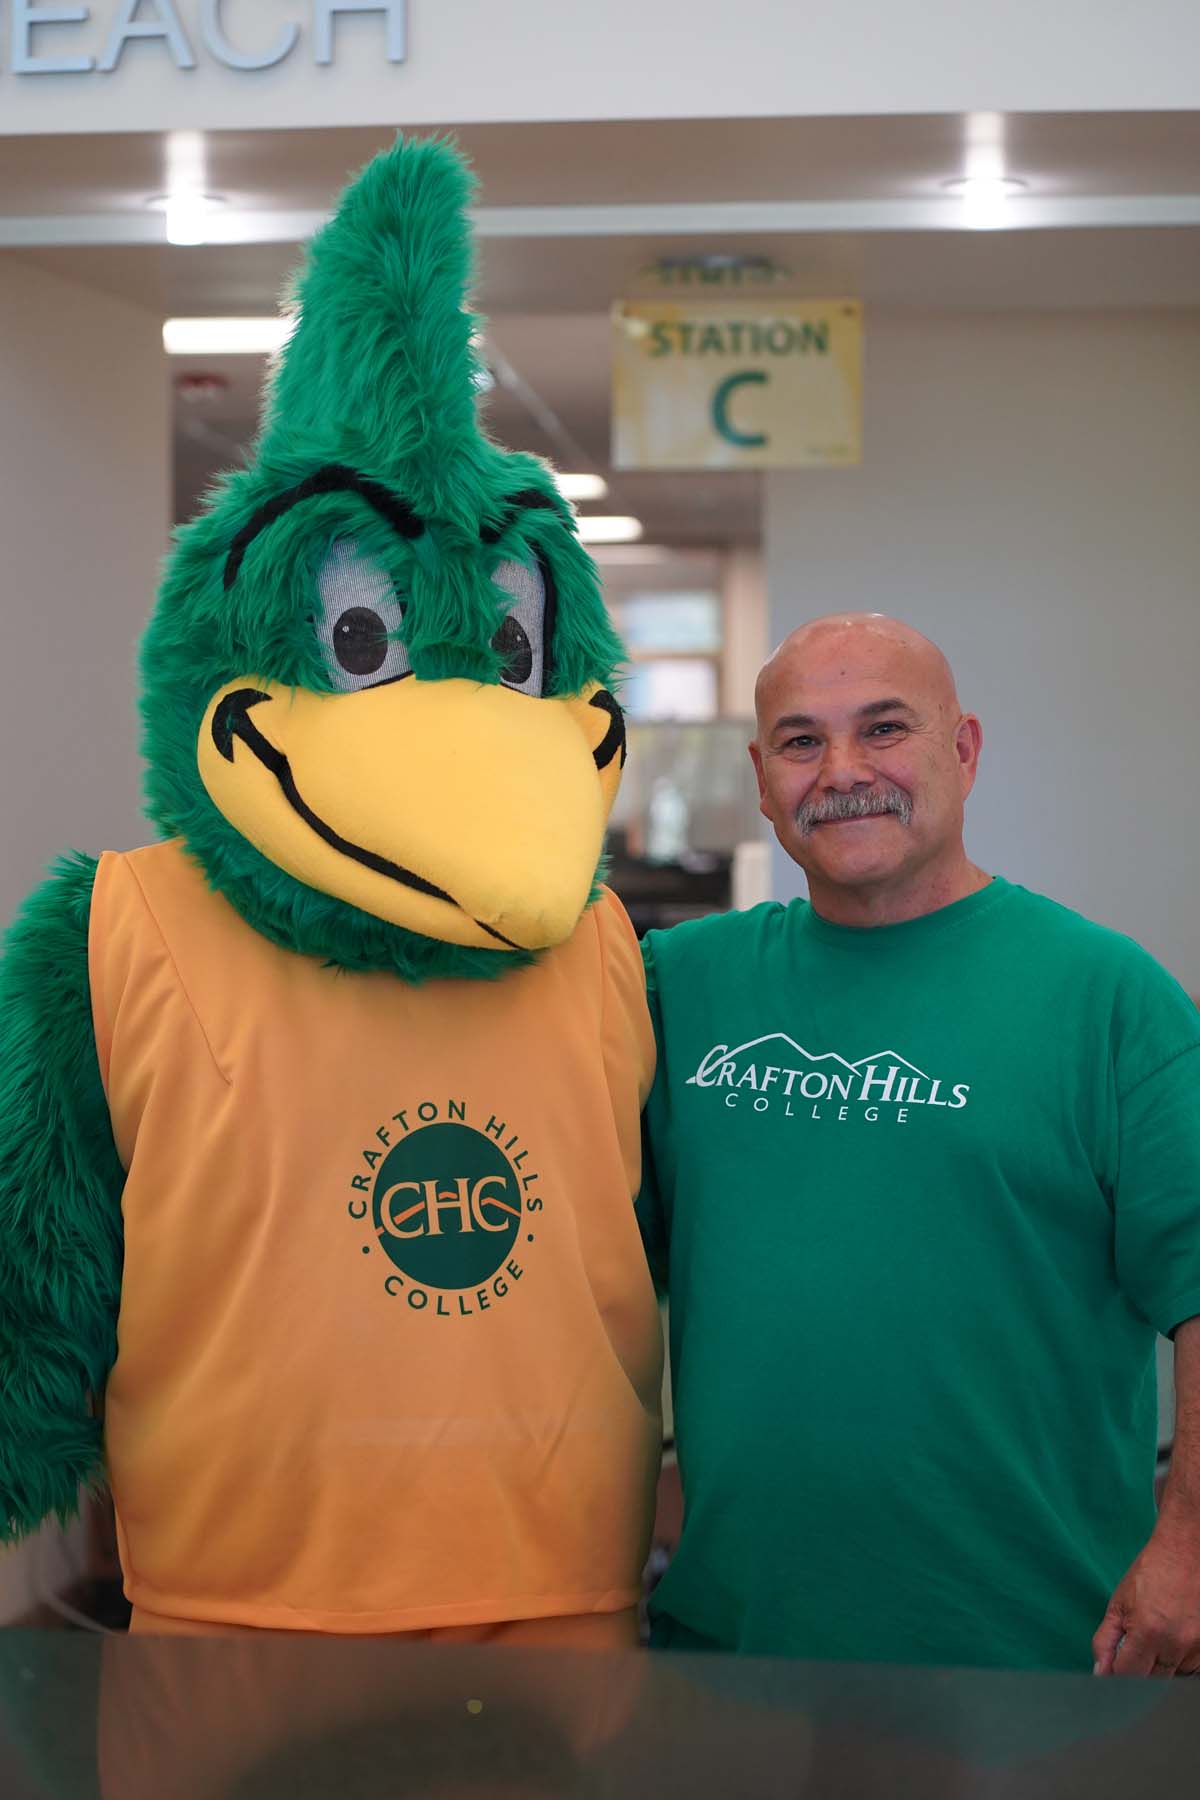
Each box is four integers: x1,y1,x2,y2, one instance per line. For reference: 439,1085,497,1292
223,463,424,592
480,489,567,546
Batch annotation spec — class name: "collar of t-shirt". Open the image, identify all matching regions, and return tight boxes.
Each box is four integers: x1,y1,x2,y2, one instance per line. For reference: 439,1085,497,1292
795,874,1012,953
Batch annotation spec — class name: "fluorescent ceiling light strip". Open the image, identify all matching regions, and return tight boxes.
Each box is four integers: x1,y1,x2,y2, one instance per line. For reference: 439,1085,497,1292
576,515,643,545
164,316,295,355
554,472,609,502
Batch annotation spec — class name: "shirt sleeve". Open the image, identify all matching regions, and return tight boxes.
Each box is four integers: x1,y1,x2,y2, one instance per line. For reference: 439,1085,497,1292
634,931,671,1295
1112,956,1200,1337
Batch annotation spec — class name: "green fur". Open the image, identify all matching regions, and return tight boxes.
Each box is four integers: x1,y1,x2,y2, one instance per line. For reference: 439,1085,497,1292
0,856,124,1539
141,136,625,981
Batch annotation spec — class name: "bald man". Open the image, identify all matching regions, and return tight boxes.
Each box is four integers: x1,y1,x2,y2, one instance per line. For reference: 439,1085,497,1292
638,614,1200,1675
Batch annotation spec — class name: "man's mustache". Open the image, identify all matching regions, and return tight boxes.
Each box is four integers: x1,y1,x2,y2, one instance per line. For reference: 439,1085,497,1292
796,786,914,836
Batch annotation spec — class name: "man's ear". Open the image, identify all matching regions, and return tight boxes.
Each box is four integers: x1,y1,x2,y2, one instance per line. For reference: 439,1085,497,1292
748,739,771,818
955,713,984,796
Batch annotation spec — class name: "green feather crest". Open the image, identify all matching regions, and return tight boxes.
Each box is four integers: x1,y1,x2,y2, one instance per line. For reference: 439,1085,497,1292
141,136,624,981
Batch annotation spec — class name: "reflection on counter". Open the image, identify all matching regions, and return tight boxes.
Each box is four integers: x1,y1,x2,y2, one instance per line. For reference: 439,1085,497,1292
1,1625,1190,1800
606,720,767,934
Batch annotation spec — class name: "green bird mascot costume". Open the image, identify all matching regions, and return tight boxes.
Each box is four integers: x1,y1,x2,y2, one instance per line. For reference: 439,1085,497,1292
0,138,662,1642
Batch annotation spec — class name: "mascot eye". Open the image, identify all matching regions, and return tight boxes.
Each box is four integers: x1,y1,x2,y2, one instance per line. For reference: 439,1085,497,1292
490,557,546,696
333,606,389,674
315,539,411,692
492,614,533,686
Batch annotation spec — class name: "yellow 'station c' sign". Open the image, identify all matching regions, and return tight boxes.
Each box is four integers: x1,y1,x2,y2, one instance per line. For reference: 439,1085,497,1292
611,300,863,470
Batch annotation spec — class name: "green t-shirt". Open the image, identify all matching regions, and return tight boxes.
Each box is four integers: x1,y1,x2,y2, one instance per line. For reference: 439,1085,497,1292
639,878,1200,1671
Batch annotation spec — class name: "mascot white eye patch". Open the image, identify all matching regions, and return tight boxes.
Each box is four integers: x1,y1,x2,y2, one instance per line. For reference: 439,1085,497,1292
489,558,547,697
314,539,412,691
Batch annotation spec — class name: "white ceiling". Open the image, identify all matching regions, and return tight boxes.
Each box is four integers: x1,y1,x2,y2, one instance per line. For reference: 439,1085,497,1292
5,111,1198,544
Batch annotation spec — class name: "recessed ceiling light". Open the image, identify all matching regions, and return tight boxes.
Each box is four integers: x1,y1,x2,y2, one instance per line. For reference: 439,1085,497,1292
941,175,1029,230
146,192,228,246
163,317,296,355
554,473,609,503
575,515,644,545
942,176,1028,196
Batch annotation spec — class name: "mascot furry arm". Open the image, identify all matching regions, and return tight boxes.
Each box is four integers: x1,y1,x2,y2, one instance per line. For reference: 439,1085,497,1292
0,138,661,1634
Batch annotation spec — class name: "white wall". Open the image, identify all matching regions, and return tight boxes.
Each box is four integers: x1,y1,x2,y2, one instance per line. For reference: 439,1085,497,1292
4,1,1200,136
765,308,1200,996
0,1519,88,1626
0,258,164,1608
0,256,167,929
722,546,766,720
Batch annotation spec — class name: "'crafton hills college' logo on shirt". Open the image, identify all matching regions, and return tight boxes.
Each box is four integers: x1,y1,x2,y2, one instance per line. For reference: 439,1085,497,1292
346,1098,542,1318
687,1035,971,1125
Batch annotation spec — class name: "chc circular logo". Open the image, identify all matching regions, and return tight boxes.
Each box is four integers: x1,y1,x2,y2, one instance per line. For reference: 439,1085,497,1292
371,1122,522,1291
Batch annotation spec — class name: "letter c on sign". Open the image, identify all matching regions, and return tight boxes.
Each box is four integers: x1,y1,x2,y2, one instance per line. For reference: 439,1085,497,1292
712,371,768,449
200,0,300,69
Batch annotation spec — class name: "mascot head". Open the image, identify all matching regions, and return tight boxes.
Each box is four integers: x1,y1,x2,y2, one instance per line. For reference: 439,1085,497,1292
141,138,626,981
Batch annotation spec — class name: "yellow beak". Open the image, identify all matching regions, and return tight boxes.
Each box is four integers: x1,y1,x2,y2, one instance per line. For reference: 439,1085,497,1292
197,676,624,951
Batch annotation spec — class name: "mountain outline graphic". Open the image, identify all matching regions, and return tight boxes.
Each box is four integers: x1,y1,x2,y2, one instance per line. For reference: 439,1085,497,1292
852,1051,930,1078
686,1033,929,1084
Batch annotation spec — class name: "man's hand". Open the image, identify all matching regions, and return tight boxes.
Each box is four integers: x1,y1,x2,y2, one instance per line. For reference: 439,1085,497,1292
1096,1318,1200,1677
1093,1520,1200,1676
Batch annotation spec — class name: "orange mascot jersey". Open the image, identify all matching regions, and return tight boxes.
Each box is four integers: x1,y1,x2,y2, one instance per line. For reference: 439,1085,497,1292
88,841,662,1634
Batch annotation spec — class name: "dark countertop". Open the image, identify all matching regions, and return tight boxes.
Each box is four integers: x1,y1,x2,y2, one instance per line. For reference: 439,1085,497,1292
2,1630,1196,1799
